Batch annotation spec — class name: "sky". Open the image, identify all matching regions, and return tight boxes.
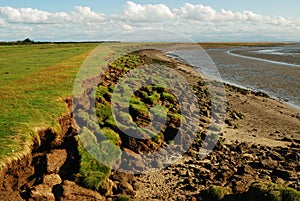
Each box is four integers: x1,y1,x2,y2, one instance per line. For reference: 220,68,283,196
0,0,299,42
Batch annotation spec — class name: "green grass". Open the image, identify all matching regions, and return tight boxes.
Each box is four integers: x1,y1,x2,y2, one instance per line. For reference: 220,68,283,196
246,181,300,201
0,43,100,165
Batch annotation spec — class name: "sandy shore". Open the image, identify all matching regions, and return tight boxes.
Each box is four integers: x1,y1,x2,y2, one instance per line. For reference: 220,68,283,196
131,48,300,200
143,48,300,147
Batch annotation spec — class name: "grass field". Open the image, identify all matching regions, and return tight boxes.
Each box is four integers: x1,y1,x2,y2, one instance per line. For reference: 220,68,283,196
0,43,100,164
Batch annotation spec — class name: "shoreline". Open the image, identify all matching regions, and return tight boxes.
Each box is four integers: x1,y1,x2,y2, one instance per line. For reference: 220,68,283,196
132,48,300,200
141,47,300,148
0,44,299,200
167,48,300,111
228,49,300,68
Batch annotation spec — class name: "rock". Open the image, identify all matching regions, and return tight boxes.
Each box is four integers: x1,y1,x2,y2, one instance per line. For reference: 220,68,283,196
30,184,55,201
46,149,67,174
29,174,62,201
269,151,284,161
122,148,142,160
271,168,292,180
61,180,104,201
152,158,163,168
260,158,278,170
237,165,255,175
225,119,233,126
200,116,211,124
118,181,135,196
274,177,285,185
286,152,300,162
43,174,62,186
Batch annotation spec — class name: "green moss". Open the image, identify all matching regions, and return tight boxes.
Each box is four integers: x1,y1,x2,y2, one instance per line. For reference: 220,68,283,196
129,97,144,105
152,84,167,93
104,116,118,129
151,134,161,143
205,185,232,201
96,103,112,125
161,92,177,103
116,111,134,126
77,128,121,194
150,105,167,121
167,113,183,122
282,187,300,201
246,181,300,201
129,97,149,116
108,85,115,93
101,128,120,145
96,86,109,98
140,91,148,99
146,92,160,104
141,128,157,138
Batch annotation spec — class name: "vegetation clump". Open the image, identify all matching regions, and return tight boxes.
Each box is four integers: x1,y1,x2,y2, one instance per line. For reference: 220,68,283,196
246,181,300,201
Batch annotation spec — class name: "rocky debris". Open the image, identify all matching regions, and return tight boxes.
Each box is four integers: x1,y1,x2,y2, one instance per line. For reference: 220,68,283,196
30,184,56,201
46,149,67,174
60,180,105,201
132,140,300,200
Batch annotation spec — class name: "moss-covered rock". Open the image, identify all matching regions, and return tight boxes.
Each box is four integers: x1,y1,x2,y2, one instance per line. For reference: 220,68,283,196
245,181,300,201
205,185,232,201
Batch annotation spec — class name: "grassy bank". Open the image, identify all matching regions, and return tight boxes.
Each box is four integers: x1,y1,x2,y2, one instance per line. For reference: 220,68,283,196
0,43,100,164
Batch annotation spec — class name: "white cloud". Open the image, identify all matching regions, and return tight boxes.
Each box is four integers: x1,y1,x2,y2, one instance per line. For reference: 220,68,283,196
174,3,216,21
121,23,134,31
0,2,299,41
0,7,49,23
0,6,105,24
71,6,105,23
123,1,174,22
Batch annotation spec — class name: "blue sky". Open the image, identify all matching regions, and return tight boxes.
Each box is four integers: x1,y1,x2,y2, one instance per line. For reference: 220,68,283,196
1,0,299,18
0,1,299,41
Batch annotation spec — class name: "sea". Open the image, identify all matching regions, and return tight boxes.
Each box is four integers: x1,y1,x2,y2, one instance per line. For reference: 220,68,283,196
167,44,300,109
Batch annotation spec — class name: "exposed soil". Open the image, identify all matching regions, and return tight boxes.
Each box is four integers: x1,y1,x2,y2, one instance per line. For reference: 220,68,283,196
0,99,105,201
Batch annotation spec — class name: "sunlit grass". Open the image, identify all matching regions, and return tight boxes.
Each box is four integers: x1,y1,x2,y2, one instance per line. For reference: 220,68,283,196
0,43,100,163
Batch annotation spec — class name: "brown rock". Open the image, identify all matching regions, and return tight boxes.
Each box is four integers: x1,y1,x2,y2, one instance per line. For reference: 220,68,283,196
269,151,284,161
237,165,255,175
118,181,135,196
271,168,292,180
30,184,55,201
61,180,104,201
43,174,62,186
260,158,278,170
46,149,67,174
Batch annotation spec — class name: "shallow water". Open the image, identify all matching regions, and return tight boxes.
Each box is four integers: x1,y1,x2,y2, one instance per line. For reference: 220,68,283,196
168,46,300,109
